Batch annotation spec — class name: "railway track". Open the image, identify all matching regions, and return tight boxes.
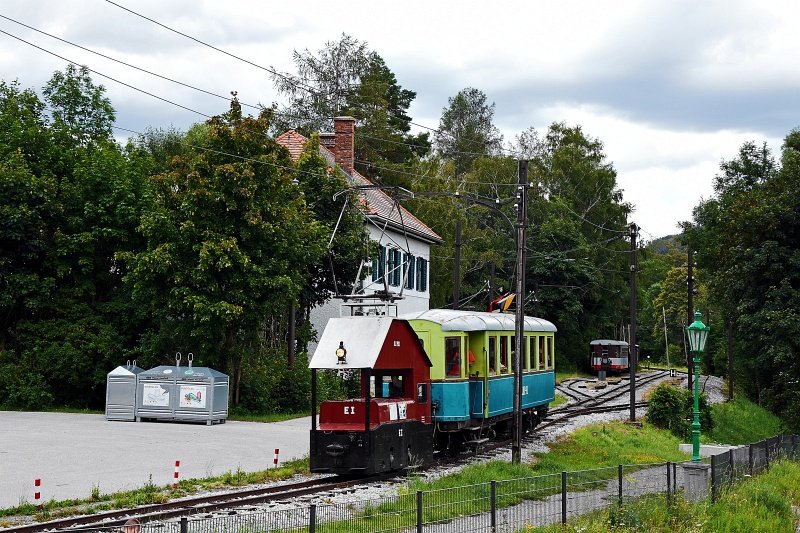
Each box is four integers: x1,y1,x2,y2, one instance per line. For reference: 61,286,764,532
2,475,394,533
4,371,670,532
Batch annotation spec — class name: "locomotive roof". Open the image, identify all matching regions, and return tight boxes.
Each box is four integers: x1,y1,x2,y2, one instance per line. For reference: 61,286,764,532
400,309,556,332
589,339,629,345
309,316,431,369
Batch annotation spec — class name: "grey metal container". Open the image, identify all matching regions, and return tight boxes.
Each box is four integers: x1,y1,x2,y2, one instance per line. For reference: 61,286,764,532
105,361,145,421
135,353,229,425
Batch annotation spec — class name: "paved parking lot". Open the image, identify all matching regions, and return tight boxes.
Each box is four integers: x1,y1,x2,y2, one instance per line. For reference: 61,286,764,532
0,411,311,509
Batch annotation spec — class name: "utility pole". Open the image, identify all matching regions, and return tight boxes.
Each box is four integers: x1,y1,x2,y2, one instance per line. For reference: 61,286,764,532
453,219,462,310
686,249,695,391
512,160,528,464
629,223,638,422
288,303,296,365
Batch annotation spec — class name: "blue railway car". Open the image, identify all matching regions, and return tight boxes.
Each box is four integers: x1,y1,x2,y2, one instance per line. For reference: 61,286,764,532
402,309,556,450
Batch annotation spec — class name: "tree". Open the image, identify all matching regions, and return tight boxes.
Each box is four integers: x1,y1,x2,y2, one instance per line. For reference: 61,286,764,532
272,34,372,134
272,34,429,184
684,130,800,431
122,100,327,402
0,68,150,409
435,87,503,175
523,123,631,366
43,64,115,144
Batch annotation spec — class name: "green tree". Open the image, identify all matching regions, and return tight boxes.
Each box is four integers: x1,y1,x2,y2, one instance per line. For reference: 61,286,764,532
684,131,800,430
524,123,631,366
43,64,115,144
122,100,327,403
434,87,503,175
0,68,150,409
272,35,429,184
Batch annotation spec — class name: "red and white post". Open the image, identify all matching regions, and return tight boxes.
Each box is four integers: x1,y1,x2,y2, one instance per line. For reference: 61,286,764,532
172,460,180,489
34,478,41,505
273,448,280,468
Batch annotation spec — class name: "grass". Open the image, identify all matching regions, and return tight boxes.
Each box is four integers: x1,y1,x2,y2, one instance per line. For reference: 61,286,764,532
704,397,784,445
531,421,690,474
549,393,568,409
227,410,309,423
0,458,309,518
531,459,800,532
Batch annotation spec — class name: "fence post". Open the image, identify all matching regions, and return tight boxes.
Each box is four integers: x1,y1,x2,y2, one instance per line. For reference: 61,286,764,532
561,471,567,525
765,439,770,470
490,480,497,532
416,490,423,533
618,464,623,507
749,443,753,477
309,504,316,533
666,462,671,505
728,449,734,483
793,435,798,460
710,454,717,503
180,517,188,533
673,462,677,495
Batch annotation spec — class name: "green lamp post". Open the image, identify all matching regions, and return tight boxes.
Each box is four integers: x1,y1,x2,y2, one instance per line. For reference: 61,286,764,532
686,310,710,462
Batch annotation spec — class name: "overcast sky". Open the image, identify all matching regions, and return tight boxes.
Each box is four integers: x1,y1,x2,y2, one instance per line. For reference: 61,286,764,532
2,0,798,239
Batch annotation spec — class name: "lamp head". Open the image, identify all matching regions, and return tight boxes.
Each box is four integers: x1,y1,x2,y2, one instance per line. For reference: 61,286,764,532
686,310,710,353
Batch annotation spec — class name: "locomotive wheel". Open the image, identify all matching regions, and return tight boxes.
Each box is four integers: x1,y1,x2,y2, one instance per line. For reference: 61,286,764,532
447,433,464,457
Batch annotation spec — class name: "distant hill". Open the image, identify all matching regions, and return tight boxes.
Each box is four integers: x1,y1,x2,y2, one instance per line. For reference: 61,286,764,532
646,234,682,254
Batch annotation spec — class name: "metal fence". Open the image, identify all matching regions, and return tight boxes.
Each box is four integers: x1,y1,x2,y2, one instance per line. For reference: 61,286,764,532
114,463,677,533
710,434,798,502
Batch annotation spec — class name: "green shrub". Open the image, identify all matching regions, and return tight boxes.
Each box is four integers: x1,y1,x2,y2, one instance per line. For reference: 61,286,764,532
647,383,712,440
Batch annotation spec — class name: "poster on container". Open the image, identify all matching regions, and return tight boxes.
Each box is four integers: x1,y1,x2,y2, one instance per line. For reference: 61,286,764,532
179,385,207,408
142,384,170,406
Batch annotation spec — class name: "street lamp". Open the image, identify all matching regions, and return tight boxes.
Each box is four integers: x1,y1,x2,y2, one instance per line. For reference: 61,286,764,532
686,310,710,462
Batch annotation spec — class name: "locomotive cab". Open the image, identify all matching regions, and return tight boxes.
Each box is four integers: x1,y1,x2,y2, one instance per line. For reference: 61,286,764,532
309,317,433,475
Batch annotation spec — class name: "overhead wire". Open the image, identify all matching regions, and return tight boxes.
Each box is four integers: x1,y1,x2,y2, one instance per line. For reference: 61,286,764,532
103,0,532,159
103,0,324,100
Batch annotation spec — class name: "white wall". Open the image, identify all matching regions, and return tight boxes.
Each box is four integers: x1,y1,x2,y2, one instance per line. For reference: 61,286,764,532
307,224,433,356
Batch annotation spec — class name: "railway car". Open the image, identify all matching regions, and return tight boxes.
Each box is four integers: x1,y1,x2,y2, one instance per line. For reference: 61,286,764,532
403,309,556,451
589,339,630,373
309,310,557,475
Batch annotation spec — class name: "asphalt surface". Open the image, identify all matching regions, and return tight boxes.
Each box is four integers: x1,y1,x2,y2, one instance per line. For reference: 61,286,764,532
0,411,312,509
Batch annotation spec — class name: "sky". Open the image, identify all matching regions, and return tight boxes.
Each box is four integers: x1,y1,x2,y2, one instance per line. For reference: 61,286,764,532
2,0,799,239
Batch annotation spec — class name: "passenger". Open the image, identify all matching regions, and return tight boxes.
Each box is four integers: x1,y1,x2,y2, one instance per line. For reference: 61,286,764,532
467,349,476,375
389,375,403,398
448,350,461,377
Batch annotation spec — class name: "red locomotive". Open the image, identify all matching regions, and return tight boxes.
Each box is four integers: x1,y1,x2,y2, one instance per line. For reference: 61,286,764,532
309,316,434,474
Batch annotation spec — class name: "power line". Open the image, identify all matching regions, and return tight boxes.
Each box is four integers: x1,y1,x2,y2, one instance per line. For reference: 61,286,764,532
103,0,529,159
103,0,323,100
0,28,215,120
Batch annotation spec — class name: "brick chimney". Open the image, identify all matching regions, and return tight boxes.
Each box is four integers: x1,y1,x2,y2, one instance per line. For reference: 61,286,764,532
333,116,355,175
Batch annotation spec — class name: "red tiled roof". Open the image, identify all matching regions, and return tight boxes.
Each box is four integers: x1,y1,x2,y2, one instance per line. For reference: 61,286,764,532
276,130,442,244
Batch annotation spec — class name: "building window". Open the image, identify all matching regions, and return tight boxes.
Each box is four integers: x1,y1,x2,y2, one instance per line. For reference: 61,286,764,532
416,257,428,292
404,254,415,290
387,248,401,287
372,245,387,283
